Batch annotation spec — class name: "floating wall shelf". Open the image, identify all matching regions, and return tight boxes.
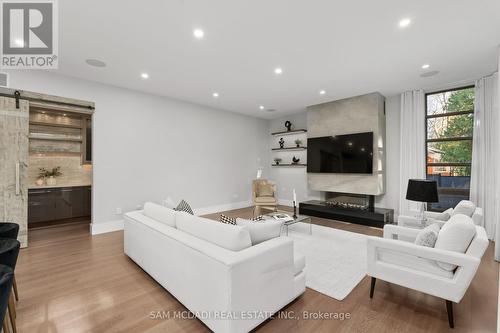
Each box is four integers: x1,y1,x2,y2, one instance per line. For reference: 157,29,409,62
271,129,307,136
271,163,307,167
271,147,307,151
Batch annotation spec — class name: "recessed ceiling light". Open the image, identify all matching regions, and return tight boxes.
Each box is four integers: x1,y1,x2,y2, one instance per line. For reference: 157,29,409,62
140,73,149,79
274,67,283,75
15,39,24,47
259,105,265,110
85,59,106,67
193,29,204,39
62,113,67,117
421,64,430,69
398,18,411,28
212,92,219,98
319,90,326,95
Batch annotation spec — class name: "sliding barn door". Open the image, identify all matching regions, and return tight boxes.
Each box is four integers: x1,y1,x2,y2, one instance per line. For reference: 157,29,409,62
0,97,29,247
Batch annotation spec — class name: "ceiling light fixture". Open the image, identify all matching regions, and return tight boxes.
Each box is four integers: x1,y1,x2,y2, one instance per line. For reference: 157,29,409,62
274,67,283,75
85,59,107,67
212,92,219,98
193,29,204,39
319,90,326,95
398,18,411,28
141,73,149,79
259,105,265,110
421,64,430,69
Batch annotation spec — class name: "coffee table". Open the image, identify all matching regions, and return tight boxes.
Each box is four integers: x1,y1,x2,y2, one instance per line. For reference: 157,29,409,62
263,213,312,236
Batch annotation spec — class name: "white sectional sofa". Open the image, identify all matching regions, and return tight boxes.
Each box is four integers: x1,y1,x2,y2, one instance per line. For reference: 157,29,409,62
124,202,306,333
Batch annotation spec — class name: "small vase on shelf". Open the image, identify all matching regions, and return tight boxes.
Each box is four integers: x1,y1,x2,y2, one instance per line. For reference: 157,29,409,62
46,176,57,186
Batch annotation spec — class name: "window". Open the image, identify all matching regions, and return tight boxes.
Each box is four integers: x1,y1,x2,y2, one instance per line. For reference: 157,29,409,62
425,86,474,211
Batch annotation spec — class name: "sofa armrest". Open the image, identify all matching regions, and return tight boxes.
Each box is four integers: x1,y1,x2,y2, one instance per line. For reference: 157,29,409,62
227,237,296,317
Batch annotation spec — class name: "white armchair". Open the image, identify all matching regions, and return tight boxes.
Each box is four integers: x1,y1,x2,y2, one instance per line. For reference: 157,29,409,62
398,200,483,228
367,223,488,328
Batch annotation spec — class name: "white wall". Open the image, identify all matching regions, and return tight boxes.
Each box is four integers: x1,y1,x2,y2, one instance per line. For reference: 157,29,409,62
375,94,401,216
6,71,269,233
268,112,320,205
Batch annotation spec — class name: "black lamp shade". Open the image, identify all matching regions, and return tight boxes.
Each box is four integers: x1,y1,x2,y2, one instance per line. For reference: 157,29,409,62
406,179,439,203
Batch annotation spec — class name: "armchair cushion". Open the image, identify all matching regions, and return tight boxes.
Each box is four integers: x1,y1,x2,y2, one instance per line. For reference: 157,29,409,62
414,223,440,248
254,196,278,204
424,210,451,221
257,184,274,197
451,200,476,217
435,214,476,271
377,249,454,278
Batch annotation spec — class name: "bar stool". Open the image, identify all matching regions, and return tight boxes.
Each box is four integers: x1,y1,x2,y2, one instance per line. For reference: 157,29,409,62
0,223,19,301
0,239,20,333
0,265,14,333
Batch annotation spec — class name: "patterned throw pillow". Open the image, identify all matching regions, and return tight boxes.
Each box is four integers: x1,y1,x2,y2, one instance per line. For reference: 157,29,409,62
174,199,194,215
219,214,264,225
219,214,237,225
414,223,441,248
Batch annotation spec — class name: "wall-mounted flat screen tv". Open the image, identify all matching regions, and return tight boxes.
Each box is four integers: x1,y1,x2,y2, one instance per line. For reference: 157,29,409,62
307,132,373,174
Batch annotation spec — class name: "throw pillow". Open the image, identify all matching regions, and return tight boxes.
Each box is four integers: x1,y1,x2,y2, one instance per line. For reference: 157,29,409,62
236,218,283,245
219,214,237,225
435,214,476,271
451,200,476,217
258,184,274,197
414,223,440,248
174,199,194,215
252,215,265,221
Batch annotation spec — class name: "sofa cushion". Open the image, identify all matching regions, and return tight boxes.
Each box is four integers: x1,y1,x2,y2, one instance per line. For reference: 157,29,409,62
435,214,477,271
414,223,440,248
176,212,252,251
143,202,177,227
236,218,283,245
174,199,194,215
451,200,476,217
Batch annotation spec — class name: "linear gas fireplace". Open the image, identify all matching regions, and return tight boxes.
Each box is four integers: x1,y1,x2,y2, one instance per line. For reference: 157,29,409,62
299,192,393,228
324,192,375,211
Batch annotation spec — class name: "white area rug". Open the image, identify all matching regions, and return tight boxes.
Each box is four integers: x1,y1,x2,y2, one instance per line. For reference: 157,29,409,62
288,222,367,301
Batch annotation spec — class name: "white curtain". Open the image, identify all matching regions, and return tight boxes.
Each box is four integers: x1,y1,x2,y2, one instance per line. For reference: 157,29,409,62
399,90,426,216
471,73,499,244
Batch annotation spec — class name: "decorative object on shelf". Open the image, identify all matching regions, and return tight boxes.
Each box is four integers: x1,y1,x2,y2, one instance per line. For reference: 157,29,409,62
405,179,439,226
294,139,302,147
284,120,292,132
38,167,62,186
35,178,44,186
274,158,282,165
293,189,298,219
278,138,285,149
292,156,300,164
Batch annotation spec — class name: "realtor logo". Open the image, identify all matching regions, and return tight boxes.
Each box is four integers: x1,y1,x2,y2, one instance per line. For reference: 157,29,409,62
1,0,58,69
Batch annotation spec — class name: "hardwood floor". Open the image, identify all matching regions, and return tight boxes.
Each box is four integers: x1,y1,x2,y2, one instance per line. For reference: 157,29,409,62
15,206,498,332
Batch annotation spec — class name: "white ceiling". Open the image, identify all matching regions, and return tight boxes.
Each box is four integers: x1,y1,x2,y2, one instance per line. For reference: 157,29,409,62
57,0,500,118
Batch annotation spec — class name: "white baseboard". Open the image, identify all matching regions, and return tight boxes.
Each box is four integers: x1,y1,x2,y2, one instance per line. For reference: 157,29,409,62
278,199,294,207
90,219,124,235
195,200,252,216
